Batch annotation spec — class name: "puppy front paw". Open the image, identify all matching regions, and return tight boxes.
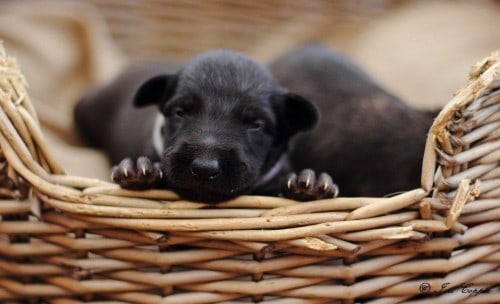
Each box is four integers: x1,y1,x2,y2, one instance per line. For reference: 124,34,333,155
111,156,164,190
283,169,339,201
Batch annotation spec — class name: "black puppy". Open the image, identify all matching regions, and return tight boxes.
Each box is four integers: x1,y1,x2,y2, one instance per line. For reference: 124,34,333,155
74,50,338,202
270,44,435,196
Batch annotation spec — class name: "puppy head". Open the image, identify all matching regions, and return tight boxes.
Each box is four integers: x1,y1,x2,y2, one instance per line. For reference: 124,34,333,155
134,50,318,202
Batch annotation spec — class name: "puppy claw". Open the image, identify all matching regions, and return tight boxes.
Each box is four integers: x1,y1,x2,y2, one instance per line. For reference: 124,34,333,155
137,156,154,177
333,186,339,197
118,158,135,178
317,172,332,193
298,169,315,190
283,169,339,201
286,173,297,191
154,163,164,180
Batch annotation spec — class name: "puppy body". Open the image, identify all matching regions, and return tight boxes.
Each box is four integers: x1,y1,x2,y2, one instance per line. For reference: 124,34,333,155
75,50,328,202
74,62,180,163
76,46,433,201
270,45,435,196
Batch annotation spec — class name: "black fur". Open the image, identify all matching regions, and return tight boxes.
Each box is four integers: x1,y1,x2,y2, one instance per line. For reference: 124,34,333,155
74,50,332,202
75,45,434,201
270,44,435,196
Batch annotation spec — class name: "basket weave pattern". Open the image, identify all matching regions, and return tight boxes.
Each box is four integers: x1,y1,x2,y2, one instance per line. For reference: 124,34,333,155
86,0,389,61
0,44,499,303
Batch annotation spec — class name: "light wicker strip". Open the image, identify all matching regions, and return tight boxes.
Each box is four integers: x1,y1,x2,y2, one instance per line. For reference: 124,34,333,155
0,43,498,303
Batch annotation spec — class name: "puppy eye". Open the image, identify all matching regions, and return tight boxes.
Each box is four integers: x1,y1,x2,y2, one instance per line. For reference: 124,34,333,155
173,107,186,118
249,119,265,130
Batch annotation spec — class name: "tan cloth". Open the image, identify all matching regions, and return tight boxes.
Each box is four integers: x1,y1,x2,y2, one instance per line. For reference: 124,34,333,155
347,0,500,110
0,0,498,181
0,0,127,179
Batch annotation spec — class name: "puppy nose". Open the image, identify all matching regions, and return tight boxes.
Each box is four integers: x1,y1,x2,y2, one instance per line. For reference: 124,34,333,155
190,157,220,180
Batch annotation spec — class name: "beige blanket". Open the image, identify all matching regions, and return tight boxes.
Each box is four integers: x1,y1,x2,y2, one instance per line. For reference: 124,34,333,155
0,0,498,181
0,1,127,180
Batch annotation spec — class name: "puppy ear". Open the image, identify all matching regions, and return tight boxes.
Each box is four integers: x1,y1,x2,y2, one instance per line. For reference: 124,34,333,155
274,92,319,136
133,74,178,107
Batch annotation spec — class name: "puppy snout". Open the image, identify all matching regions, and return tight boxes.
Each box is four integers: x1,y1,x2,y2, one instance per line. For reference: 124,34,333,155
190,157,220,181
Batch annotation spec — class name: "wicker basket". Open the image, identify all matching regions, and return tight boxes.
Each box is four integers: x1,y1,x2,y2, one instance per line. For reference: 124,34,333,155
0,42,499,303
85,0,392,62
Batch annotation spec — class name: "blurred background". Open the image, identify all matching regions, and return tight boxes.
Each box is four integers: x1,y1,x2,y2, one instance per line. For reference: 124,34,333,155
0,0,499,179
